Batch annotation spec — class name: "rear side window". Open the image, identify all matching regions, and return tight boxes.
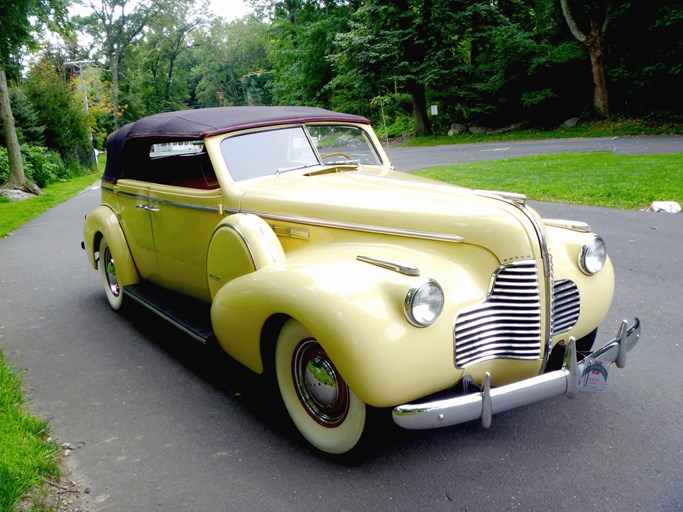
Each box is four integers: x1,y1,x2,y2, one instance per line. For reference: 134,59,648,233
120,140,219,189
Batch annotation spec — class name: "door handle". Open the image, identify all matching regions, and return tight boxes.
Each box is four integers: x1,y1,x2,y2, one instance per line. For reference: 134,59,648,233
136,204,159,212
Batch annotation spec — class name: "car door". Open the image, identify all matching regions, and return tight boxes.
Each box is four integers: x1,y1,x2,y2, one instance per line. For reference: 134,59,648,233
147,151,224,302
114,180,163,284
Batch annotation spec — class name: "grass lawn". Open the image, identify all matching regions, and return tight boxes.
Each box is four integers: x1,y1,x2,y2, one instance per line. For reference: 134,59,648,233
1,170,100,509
0,349,61,511
414,152,683,210
0,173,100,239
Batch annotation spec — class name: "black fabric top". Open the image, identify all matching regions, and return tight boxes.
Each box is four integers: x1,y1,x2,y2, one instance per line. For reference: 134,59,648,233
103,106,370,183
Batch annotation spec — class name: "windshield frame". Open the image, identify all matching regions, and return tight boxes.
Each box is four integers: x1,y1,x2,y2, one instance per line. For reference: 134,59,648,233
219,123,384,182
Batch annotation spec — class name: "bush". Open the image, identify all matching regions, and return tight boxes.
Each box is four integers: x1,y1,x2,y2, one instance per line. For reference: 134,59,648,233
0,147,8,184
370,93,415,140
0,145,70,188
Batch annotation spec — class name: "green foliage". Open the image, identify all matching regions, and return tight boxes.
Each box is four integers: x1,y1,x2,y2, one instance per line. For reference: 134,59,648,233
0,144,73,188
266,1,351,107
369,93,414,139
191,16,271,108
0,349,60,510
0,0,68,66
22,59,93,167
7,87,45,144
607,0,683,119
18,0,678,147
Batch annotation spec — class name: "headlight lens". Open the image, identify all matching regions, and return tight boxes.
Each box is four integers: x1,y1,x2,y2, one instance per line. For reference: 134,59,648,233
579,236,607,275
405,280,445,327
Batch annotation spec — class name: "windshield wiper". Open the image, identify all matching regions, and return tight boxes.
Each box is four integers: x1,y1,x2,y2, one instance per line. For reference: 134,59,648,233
275,162,320,175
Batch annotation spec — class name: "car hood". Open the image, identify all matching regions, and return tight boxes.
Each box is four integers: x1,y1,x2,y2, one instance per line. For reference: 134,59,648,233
238,170,543,263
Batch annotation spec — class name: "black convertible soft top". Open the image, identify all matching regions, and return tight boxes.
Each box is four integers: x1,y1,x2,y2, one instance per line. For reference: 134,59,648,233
103,106,370,183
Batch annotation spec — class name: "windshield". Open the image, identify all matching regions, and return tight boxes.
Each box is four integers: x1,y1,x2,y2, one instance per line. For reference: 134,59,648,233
220,124,382,181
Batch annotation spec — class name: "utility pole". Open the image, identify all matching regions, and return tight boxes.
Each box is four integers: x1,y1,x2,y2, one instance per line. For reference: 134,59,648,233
65,60,97,167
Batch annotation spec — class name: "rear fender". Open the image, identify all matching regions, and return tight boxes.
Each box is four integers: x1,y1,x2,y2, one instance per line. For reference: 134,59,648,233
83,205,139,286
206,213,285,299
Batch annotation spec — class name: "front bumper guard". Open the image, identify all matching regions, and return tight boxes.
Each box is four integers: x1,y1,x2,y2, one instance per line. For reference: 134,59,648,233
393,318,641,430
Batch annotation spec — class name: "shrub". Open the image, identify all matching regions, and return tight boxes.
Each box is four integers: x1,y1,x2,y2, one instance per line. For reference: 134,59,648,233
0,145,69,188
0,147,8,184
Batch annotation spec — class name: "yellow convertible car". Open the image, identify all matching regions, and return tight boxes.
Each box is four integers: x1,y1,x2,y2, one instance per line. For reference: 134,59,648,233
83,106,641,454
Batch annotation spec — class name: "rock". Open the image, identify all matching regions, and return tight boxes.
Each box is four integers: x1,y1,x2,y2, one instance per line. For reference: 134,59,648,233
468,125,491,134
491,122,527,134
448,123,467,136
0,189,34,201
561,117,579,128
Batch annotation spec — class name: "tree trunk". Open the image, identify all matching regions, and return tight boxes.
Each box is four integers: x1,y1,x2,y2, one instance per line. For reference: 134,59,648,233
112,55,121,128
559,0,611,118
588,27,609,118
0,68,42,195
408,80,431,137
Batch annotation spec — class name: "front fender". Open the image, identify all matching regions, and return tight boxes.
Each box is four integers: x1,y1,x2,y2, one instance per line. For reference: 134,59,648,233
546,226,615,344
83,205,139,287
211,244,499,407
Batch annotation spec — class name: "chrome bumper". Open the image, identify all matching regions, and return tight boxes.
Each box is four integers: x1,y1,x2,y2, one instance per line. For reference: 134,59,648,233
393,318,641,430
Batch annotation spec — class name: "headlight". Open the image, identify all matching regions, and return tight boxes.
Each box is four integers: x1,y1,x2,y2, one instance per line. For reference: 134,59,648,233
579,236,607,275
404,279,445,327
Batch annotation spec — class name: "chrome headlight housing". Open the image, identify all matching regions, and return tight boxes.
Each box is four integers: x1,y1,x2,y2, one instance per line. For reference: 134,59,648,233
404,279,445,327
579,236,607,275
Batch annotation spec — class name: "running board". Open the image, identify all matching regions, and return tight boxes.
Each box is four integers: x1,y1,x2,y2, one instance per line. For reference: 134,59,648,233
124,282,214,344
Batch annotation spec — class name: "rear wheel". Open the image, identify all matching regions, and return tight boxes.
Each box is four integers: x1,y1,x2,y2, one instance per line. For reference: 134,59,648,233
275,319,366,454
99,237,124,310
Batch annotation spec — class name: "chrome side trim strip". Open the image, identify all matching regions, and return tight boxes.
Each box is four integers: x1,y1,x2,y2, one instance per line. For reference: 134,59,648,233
245,210,466,243
148,196,220,212
118,190,148,201
115,190,220,213
356,255,421,276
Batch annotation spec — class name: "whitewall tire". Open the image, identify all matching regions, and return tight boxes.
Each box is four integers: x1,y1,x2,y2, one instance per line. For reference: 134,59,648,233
275,319,366,454
99,237,124,311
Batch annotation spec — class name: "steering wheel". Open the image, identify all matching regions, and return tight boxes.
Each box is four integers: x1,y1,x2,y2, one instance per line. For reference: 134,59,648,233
321,152,353,163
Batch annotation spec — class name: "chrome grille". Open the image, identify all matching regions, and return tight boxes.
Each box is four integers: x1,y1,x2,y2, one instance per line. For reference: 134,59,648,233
552,279,580,335
454,262,542,368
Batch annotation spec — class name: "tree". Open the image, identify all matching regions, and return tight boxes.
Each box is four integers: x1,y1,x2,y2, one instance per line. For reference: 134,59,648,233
0,0,67,194
23,58,92,167
335,0,462,136
192,16,270,107
131,0,207,114
559,0,618,117
77,0,151,127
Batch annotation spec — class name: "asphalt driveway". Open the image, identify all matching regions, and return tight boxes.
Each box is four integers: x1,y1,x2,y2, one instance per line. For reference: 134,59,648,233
0,138,681,511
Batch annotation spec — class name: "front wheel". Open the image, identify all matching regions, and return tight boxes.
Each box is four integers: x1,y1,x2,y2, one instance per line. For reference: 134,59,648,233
99,237,124,311
275,319,366,454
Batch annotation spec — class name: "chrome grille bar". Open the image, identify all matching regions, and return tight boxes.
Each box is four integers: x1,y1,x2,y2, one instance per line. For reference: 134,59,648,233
454,262,542,368
552,279,580,335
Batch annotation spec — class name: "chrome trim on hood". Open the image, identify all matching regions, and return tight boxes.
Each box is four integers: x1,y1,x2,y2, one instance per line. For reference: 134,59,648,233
240,210,466,243
475,191,553,371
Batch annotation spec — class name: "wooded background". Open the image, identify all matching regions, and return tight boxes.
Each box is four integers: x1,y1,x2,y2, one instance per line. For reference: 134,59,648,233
1,0,682,189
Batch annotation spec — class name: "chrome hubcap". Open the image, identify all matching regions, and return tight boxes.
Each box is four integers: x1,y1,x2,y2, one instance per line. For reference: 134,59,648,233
103,247,120,297
293,340,349,427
